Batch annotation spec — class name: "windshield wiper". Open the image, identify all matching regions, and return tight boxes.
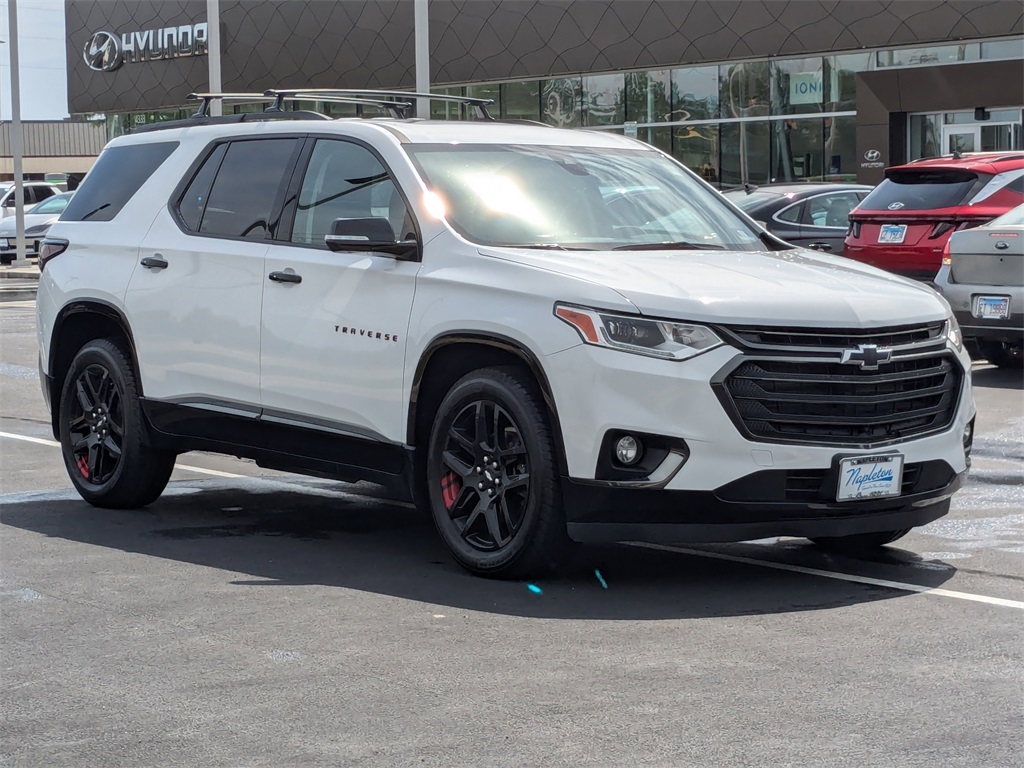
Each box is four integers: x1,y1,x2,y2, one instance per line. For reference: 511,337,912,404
612,240,724,251
511,243,596,251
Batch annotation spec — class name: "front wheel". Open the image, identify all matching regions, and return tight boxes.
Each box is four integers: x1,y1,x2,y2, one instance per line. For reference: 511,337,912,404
425,366,570,578
810,528,911,553
58,339,176,508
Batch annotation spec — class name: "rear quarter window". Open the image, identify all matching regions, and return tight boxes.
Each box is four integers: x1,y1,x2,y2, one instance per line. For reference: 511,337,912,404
61,142,178,222
859,170,984,212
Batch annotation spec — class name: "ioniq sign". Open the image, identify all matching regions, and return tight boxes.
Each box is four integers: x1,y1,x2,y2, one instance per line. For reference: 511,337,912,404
82,22,209,72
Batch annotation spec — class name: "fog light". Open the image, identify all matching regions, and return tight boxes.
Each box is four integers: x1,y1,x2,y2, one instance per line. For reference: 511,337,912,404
615,435,642,465
963,421,973,446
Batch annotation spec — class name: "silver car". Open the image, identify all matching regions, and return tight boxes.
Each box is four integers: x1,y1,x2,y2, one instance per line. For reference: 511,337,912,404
934,204,1023,368
0,191,74,264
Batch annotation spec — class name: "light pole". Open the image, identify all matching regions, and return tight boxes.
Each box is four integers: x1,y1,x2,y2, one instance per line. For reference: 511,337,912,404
5,0,28,268
414,0,429,118
206,0,222,115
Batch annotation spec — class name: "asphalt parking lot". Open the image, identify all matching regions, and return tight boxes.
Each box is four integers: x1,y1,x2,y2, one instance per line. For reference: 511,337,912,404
2,295,1022,767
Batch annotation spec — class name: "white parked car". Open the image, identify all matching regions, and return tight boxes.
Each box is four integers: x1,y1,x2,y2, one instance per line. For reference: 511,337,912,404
0,181,63,219
0,191,74,263
36,95,975,577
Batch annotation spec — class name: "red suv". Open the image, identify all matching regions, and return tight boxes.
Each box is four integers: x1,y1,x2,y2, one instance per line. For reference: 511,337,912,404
844,152,1024,280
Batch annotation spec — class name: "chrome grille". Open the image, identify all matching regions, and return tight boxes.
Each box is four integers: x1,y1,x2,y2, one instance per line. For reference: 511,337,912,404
716,322,962,447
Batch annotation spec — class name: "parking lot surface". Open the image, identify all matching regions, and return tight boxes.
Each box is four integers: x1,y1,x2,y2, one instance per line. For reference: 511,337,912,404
2,297,1022,767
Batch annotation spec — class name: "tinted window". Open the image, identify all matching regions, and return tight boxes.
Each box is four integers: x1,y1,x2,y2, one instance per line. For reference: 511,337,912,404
804,192,860,227
859,170,982,211
776,203,803,224
62,142,178,222
177,143,227,232
723,190,781,212
291,139,410,246
199,139,299,239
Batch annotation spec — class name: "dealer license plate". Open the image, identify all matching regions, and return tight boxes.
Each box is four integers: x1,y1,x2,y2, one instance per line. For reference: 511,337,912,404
973,295,1010,320
837,454,904,502
878,224,907,244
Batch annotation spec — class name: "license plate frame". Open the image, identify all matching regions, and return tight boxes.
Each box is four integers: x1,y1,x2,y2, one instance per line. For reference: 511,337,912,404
878,224,907,244
973,295,1010,320
837,454,904,502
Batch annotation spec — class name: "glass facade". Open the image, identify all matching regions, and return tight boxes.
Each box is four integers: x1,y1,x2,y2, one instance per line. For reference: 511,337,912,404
106,37,1024,188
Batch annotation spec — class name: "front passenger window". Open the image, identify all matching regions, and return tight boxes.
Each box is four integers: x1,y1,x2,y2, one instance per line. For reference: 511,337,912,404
291,139,411,247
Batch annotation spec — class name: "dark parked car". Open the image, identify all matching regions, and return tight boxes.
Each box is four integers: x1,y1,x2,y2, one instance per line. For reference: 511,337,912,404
724,183,872,254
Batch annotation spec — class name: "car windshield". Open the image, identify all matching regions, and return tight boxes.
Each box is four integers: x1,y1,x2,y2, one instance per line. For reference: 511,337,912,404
859,170,981,211
29,193,72,215
405,144,767,251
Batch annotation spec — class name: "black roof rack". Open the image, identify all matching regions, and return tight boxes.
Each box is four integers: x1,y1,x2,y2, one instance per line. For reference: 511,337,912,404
264,88,496,120
187,91,413,119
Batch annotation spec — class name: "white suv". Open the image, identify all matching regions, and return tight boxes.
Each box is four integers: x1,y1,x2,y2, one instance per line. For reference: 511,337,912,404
37,95,975,577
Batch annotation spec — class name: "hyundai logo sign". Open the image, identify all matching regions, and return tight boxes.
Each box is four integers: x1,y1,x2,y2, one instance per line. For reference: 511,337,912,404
83,23,208,72
863,149,882,162
888,202,905,210
83,31,122,72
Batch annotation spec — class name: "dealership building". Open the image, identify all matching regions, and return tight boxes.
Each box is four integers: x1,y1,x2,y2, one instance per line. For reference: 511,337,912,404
66,0,1023,187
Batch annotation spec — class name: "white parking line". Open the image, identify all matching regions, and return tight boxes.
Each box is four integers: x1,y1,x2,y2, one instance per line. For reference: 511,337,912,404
0,430,244,478
628,542,1024,611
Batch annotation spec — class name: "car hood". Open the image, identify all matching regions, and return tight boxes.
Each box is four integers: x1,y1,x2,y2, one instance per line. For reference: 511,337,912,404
480,246,948,327
0,213,58,234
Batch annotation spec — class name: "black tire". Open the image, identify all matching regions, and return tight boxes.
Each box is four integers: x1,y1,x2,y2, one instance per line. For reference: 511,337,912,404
810,528,911,553
978,339,1024,369
425,366,570,578
58,338,176,509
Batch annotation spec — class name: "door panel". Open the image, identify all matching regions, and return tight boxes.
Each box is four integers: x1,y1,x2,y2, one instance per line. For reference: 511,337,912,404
260,138,420,443
795,192,862,253
126,211,268,406
125,137,300,407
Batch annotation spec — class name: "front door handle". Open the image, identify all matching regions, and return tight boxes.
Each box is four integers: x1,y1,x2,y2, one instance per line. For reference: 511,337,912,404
268,270,302,284
140,256,168,269
807,242,833,252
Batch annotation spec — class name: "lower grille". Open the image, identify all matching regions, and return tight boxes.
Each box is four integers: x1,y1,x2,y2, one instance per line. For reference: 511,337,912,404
721,355,961,446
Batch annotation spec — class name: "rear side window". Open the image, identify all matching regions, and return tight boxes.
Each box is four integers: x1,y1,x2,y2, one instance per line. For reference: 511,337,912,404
177,144,227,232
859,170,982,211
62,142,178,222
195,139,300,239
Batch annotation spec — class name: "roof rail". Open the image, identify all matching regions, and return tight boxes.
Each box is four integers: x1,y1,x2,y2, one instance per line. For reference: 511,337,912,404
187,91,412,119
265,88,496,120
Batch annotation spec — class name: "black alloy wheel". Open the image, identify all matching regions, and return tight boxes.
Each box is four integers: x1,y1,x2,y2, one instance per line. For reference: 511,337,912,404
427,367,570,578
440,400,531,551
67,363,124,485
59,339,176,508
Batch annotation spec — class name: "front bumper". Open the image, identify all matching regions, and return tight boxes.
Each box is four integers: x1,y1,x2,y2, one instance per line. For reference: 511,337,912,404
543,339,973,542
563,466,964,543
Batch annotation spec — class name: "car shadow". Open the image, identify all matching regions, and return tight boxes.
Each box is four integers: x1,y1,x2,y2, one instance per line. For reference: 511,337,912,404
971,363,1023,390
0,477,958,620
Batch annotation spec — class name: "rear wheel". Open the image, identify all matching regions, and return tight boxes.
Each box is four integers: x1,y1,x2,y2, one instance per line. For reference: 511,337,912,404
810,528,911,553
58,339,175,508
425,366,570,578
978,339,1023,369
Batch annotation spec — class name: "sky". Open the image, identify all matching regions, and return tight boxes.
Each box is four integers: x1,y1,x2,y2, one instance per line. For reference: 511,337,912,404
0,0,69,120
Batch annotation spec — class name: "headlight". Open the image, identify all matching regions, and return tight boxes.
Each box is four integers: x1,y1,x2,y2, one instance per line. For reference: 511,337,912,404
944,314,963,352
555,303,723,360
25,224,50,237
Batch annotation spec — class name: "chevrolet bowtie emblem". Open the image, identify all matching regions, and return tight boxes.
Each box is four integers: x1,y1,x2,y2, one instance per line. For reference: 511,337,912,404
841,344,892,370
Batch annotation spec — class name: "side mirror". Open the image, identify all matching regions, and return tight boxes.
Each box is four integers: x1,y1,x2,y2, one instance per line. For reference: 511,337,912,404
325,217,418,261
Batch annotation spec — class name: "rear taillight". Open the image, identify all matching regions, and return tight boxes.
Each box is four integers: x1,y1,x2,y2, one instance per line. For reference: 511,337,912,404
941,238,952,266
38,239,68,271
929,221,955,240
848,221,861,239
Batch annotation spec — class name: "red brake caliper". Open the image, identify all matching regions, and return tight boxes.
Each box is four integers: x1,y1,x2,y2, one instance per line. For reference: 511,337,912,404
76,456,90,478
441,471,461,510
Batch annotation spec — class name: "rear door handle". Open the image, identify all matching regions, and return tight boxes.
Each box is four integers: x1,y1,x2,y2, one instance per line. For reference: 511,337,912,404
140,256,168,269
807,242,833,252
268,270,302,284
